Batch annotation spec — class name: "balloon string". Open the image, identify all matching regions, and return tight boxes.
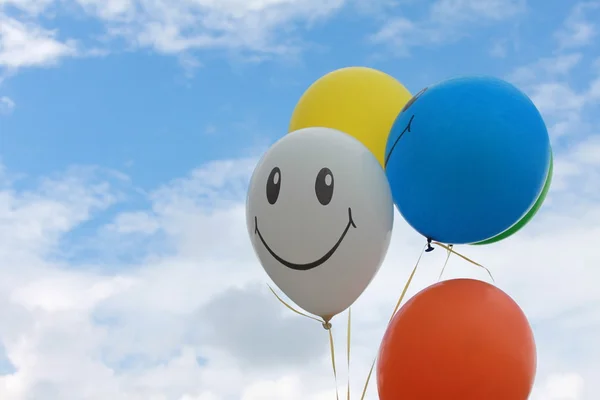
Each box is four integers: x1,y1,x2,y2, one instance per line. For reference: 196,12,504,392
388,245,427,322
359,360,375,400
431,242,495,282
437,245,453,281
329,327,340,400
267,284,339,400
347,307,351,400
359,245,428,400
267,285,323,323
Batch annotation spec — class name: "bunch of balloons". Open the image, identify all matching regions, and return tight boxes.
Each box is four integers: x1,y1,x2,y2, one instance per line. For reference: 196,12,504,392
246,67,552,400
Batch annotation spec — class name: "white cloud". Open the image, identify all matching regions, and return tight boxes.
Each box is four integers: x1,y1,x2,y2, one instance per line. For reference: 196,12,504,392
0,95,15,115
241,376,334,400
555,1,600,49
107,212,160,235
0,0,530,72
0,0,55,15
0,129,598,398
369,0,525,54
589,70,600,99
0,13,77,69
505,4,600,142
528,82,587,115
489,39,507,58
430,0,525,22
0,0,354,72
92,0,348,54
508,53,584,84
532,373,585,400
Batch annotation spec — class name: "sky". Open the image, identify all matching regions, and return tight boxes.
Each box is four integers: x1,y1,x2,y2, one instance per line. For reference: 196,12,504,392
0,0,599,399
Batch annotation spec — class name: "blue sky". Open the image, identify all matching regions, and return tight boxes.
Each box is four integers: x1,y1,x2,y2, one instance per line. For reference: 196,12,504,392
1,0,591,188
0,0,599,399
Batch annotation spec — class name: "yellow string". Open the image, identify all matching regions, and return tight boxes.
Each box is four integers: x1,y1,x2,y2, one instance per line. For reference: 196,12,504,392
359,245,428,400
437,245,453,281
329,328,340,400
359,362,375,400
267,284,339,400
267,285,323,323
347,307,351,400
268,242,487,400
355,241,492,399
431,242,495,282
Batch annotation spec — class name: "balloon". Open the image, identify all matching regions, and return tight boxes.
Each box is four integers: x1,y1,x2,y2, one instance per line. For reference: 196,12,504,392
377,279,536,400
289,67,412,167
474,150,553,245
384,76,551,244
246,127,394,319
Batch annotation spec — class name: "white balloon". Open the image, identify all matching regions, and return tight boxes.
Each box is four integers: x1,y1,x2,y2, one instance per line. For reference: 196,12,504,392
246,127,394,320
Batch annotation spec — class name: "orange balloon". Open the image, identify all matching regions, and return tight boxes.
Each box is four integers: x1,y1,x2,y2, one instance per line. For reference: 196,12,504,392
377,279,536,400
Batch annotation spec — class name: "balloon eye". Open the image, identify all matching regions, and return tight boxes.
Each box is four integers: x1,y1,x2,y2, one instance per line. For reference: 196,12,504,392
315,168,334,205
266,167,281,205
400,86,428,114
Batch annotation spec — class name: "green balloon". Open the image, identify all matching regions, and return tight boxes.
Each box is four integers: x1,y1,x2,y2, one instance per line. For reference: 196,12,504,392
473,151,553,245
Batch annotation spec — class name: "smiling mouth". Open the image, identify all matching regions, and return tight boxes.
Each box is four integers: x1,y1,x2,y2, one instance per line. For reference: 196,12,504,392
254,208,357,271
384,114,414,167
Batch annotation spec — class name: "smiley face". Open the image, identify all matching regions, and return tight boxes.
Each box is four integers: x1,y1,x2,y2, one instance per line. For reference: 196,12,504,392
254,165,357,271
246,127,394,318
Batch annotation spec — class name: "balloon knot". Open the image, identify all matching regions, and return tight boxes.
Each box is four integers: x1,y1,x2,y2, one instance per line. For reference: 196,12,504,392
425,238,435,253
322,321,332,330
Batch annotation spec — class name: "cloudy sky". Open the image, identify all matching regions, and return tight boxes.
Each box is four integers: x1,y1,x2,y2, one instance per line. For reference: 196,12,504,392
0,0,599,399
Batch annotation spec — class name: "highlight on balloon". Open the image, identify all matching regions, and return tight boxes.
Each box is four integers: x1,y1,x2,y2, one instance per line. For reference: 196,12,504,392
246,67,552,400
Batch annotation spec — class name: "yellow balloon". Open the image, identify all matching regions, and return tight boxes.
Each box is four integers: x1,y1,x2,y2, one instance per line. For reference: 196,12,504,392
289,67,412,167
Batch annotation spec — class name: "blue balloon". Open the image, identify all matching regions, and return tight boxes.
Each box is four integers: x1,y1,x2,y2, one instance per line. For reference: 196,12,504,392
384,76,551,244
